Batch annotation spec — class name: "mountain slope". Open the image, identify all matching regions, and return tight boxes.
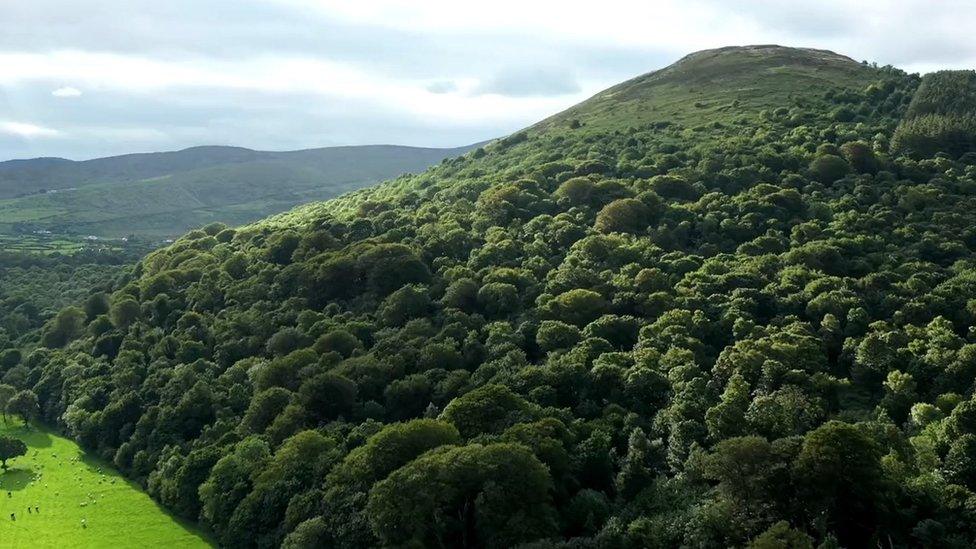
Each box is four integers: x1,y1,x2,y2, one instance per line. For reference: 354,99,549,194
267,44,885,228
10,46,976,548
0,144,476,238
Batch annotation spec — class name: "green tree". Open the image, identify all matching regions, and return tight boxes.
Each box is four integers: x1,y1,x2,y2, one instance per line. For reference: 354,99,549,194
747,521,814,549
223,430,339,548
199,437,271,537
282,517,331,549
6,390,38,426
379,285,431,326
366,443,557,548
705,372,750,441
616,428,655,499
944,434,976,489
808,154,849,184
83,292,111,320
595,198,652,234
313,330,361,358
110,297,141,328
241,387,293,434
297,373,357,423
839,141,878,173
41,306,87,348
439,384,533,438
536,320,581,352
0,435,27,470
323,419,460,548
542,289,607,327
477,282,520,317
0,384,15,422
794,421,883,547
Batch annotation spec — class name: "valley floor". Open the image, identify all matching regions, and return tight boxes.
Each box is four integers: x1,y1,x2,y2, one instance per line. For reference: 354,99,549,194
0,419,213,548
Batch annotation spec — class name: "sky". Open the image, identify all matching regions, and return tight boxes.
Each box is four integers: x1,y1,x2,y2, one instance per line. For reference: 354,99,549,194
1,0,975,160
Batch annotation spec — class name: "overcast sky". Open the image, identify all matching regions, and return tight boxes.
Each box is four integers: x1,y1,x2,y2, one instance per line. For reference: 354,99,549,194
1,0,975,160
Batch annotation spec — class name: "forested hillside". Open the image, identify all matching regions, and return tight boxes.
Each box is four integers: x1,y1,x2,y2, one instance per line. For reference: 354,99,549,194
7,45,976,547
0,250,136,350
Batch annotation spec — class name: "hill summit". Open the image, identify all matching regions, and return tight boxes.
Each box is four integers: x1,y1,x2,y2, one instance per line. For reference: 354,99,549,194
9,45,976,549
534,44,874,133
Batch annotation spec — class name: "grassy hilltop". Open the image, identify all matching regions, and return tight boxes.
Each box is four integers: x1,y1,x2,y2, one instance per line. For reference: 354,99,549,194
4,45,976,548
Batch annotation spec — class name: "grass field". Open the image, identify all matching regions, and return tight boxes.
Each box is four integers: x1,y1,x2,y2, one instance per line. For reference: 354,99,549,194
0,419,213,548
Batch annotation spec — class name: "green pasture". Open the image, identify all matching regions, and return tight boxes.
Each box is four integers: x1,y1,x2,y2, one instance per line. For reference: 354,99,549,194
0,419,213,548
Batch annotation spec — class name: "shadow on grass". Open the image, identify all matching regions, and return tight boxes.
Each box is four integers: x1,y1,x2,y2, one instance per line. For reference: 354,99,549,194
0,421,54,448
0,467,36,491
77,445,216,546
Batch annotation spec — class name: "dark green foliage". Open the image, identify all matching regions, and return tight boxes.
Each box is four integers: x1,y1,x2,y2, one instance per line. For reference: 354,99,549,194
808,154,849,184
0,435,27,469
892,114,976,158
358,244,431,295
379,284,431,325
0,384,14,421
439,384,533,438
794,422,884,546
944,434,976,489
242,388,294,434
322,419,460,547
281,517,330,548
595,198,652,234
747,521,814,549
366,443,557,548
297,373,357,422
537,320,581,352
6,389,38,425
477,282,520,317
903,70,976,118
646,175,698,201
892,70,976,158
313,330,361,358
39,306,87,348
542,289,608,327
110,297,141,328
839,141,878,173
83,292,111,320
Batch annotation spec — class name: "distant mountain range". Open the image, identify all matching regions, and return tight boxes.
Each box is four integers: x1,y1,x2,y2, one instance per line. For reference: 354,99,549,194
0,143,478,238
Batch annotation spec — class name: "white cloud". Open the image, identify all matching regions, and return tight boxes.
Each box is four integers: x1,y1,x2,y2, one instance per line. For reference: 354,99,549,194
0,121,62,138
278,0,976,68
0,50,590,126
52,86,82,97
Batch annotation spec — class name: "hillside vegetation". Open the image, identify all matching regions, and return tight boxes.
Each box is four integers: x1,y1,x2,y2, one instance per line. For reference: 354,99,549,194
892,70,976,158
0,144,474,239
6,45,976,547
0,250,137,350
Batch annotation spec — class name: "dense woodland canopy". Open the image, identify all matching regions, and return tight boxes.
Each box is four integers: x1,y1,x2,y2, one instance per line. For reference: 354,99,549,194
4,45,976,547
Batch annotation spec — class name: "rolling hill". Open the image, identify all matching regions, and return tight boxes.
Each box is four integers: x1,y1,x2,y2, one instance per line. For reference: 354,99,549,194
0,144,477,239
6,45,976,548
